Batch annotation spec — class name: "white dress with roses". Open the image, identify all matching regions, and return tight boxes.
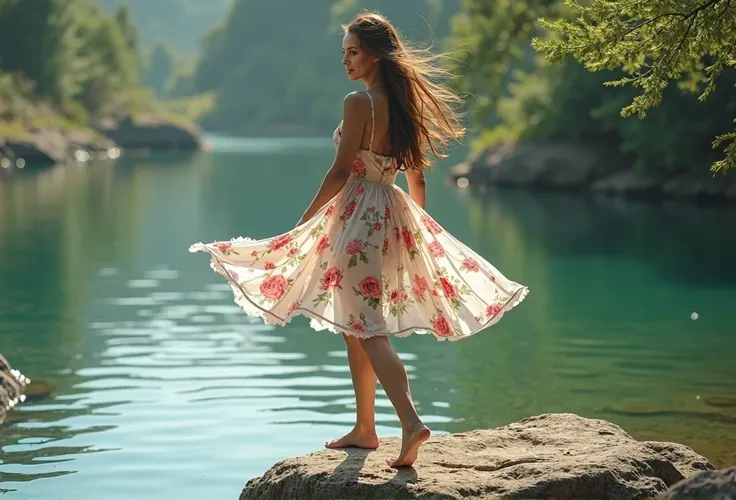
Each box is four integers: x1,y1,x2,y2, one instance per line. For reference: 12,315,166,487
189,92,528,341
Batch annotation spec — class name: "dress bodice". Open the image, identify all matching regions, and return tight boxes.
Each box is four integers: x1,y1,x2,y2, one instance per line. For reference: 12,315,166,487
332,91,399,185
333,123,399,185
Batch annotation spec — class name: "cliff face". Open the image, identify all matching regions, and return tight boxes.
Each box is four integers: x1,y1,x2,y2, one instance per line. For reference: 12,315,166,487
241,413,715,500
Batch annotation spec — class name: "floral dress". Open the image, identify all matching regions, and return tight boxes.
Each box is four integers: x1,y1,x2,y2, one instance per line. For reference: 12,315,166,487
189,92,528,341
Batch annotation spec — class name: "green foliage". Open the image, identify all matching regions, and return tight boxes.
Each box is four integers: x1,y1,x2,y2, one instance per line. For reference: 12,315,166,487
450,0,736,174
448,0,559,124
0,0,140,118
533,0,736,172
159,92,215,124
144,42,175,99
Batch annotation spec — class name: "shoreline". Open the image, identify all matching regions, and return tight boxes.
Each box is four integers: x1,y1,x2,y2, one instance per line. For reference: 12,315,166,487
448,140,736,204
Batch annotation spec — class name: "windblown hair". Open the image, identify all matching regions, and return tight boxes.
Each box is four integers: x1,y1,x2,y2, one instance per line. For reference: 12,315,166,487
343,11,466,170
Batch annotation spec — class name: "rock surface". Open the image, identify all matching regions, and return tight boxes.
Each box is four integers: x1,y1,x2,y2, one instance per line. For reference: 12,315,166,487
1,111,202,170
0,353,29,424
96,113,202,151
661,466,736,500
450,141,736,202
240,413,714,500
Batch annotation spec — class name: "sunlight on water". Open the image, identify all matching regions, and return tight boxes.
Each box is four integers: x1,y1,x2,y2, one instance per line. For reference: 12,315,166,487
0,136,734,499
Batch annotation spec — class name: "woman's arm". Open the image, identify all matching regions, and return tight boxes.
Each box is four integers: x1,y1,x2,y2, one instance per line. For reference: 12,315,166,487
297,92,369,225
405,167,426,209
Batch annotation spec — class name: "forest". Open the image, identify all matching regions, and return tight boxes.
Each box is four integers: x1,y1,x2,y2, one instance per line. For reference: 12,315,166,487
1,0,734,173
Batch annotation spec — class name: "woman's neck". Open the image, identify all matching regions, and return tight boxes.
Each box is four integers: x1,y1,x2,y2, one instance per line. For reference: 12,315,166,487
363,68,383,91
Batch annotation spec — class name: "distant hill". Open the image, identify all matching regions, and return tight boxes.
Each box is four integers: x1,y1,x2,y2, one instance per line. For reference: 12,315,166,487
94,0,231,53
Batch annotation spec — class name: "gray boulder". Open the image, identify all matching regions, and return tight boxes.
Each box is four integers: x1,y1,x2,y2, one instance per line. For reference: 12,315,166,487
661,466,736,500
240,413,713,500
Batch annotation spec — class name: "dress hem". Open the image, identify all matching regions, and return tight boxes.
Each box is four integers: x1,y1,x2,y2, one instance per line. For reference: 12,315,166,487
191,243,529,343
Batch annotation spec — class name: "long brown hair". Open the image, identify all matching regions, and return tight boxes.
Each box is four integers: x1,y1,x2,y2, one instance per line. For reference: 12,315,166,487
343,11,466,170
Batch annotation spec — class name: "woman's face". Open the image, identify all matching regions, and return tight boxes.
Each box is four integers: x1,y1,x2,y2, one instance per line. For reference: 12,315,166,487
342,32,376,82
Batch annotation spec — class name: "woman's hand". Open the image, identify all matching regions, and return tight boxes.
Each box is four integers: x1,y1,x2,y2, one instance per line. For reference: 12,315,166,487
297,92,372,225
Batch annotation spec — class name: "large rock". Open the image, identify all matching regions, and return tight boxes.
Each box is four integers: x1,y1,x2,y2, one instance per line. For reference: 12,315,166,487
450,140,736,202
241,413,713,500
661,466,736,499
0,353,29,424
96,113,202,151
0,127,117,167
451,141,626,189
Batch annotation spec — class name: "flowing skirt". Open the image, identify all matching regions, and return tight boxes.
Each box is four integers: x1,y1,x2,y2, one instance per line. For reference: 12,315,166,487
189,179,528,341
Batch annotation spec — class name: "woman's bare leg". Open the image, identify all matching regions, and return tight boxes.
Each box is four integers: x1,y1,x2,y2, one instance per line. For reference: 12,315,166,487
360,336,430,467
325,333,379,449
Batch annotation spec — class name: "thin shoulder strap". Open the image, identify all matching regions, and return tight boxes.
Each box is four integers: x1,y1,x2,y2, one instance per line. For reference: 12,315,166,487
364,90,375,153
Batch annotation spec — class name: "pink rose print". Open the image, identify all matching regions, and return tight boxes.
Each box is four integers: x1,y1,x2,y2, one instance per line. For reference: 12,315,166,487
368,206,375,213
348,313,368,332
411,275,428,297
351,158,366,175
251,250,259,257
316,235,330,255
357,186,365,194
439,277,458,299
359,276,382,299
428,241,445,258
325,205,334,217
345,238,363,255
393,227,401,240
228,269,239,281
340,201,357,221
462,258,479,272
268,234,292,251
486,303,504,318
421,215,443,235
288,247,298,257
401,229,416,250
390,289,408,305
382,238,389,255
260,275,287,300
432,313,453,336
289,300,299,312
349,320,366,332
264,261,275,270
215,242,231,252
373,222,382,232
385,206,391,222
321,266,343,291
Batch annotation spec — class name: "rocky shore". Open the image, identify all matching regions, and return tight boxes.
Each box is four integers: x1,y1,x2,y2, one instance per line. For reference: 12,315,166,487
448,141,736,202
240,413,734,500
0,112,203,171
0,353,28,424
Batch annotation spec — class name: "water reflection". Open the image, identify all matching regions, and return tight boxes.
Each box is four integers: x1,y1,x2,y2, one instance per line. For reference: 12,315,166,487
0,138,734,499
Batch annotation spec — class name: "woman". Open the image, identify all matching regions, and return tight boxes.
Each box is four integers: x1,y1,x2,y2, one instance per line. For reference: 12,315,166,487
190,11,528,468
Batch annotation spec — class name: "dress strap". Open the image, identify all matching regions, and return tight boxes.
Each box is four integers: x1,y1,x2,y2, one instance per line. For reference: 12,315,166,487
364,91,375,153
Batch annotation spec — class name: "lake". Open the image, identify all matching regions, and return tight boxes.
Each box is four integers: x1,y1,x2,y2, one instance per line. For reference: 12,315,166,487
1,135,734,499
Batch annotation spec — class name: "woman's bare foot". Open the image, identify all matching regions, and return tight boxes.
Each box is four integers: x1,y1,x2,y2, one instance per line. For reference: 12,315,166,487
386,423,431,468
325,426,379,449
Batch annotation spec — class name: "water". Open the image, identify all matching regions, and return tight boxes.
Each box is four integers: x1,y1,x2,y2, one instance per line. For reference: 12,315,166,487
1,135,734,499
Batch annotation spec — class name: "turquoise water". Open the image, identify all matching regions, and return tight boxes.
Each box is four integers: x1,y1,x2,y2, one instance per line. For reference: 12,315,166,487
0,135,734,499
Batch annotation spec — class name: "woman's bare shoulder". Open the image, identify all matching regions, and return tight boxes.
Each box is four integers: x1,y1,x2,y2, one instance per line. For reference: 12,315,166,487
343,91,373,112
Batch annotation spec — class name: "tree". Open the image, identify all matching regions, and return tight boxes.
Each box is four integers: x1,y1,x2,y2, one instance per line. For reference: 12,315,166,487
533,0,736,173
145,41,175,99
0,0,84,103
448,0,559,123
